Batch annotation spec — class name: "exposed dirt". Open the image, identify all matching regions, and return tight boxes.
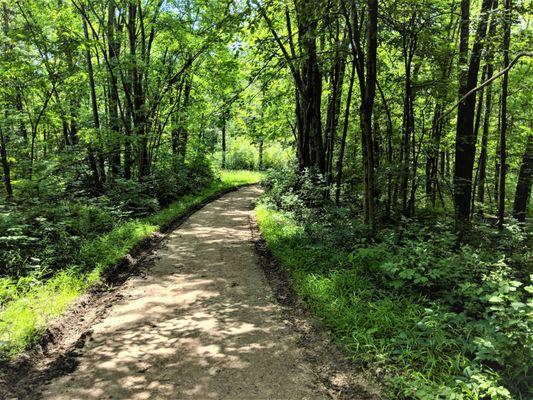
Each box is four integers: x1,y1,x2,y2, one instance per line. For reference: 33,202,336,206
250,219,382,400
0,186,247,400
1,186,380,400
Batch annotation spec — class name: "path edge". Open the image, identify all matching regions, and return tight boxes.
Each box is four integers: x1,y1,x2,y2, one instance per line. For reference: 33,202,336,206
249,210,383,400
0,183,257,399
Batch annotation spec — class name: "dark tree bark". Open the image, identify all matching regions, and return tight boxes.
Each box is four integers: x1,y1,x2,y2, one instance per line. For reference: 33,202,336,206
341,0,379,224
325,27,347,187
453,0,493,223
476,80,493,206
258,139,264,171
221,113,227,169
475,0,498,207
262,2,325,173
377,81,393,217
127,3,145,179
513,134,533,222
360,0,378,225
171,78,185,158
177,77,192,160
79,12,104,190
498,0,512,228
296,1,325,173
124,92,133,180
0,128,13,200
399,47,414,216
107,0,121,177
425,13,458,206
426,102,445,206
1,5,13,199
470,65,487,214
335,59,356,205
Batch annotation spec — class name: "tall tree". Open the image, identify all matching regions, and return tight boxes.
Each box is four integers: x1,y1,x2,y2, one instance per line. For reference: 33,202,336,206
453,0,493,223
475,0,499,209
513,134,533,222
342,0,379,224
260,1,326,173
498,0,512,228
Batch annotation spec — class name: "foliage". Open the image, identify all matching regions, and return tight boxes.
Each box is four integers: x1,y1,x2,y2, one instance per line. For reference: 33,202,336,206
217,137,293,171
257,181,532,399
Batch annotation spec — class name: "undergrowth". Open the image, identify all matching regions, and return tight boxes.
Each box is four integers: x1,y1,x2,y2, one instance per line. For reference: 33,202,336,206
256,167,532,399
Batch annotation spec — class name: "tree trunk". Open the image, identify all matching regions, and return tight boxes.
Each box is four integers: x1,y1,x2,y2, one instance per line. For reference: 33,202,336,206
80,14,104,189
124,95,133,180
335,60,356,205
108,0,121,176
129,3,150,180
258,139,264,171
360,0,378,225
83,15,106,183
377,81,393,217
325,32,347,187
453,0,492,223
171,79,185,159
0,128,13,199
298,12,325,173
476,78,492,206
400,53,413,216
475,0,498,207
513,134,533,222
498,0,512,228
262,1,324,173
178,77,192,161
221,114,227,169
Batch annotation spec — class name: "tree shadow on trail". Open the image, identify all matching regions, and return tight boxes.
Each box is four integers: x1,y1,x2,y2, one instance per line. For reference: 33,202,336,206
42,187,322,400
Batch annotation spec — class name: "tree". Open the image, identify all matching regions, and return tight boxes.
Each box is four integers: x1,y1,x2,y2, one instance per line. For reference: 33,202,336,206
341,0,379,225
513,134,533,222
260,1,326,173
453,0,493,223
498,0,512,228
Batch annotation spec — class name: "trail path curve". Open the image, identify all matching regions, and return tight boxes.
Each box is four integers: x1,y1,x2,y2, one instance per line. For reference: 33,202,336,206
42,186,328,400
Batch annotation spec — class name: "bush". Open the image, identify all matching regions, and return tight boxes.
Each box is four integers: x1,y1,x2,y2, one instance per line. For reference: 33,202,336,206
0,201,120,279
223,137,258,170
261,166,329,213
257,181,533,399
150,154,216,206
262,142,293,170
104,179,159,217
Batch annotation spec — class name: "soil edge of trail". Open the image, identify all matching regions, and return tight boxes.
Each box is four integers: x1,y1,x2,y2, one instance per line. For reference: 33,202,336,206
249,212,383,400
0,184,254,400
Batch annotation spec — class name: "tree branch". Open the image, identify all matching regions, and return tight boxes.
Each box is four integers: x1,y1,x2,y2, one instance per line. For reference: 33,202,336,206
439,51,533,123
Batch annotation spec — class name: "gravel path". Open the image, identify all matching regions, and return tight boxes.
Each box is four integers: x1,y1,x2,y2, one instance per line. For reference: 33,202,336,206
41,186,327,400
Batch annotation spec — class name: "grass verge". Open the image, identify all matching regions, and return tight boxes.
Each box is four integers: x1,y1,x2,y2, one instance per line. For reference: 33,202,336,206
255,205,526,399
0,170,262,359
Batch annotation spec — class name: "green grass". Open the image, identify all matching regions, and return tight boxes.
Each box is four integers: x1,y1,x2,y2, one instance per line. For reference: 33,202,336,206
255,206,519,399
0,170,261,359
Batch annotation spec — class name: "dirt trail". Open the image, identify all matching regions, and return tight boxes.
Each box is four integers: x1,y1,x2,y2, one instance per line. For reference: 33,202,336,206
40,186,327,400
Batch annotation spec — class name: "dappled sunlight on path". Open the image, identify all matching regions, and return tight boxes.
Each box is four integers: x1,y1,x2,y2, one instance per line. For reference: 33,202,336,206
42,187,325,400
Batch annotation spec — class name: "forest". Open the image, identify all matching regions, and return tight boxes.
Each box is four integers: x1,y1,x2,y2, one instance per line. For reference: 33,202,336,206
0,0,531,399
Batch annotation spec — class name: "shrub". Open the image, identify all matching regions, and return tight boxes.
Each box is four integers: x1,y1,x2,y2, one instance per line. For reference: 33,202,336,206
150,154,217,206
257,181,532,399
104,178,159,217
261,166,329,213
225,137,258,170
